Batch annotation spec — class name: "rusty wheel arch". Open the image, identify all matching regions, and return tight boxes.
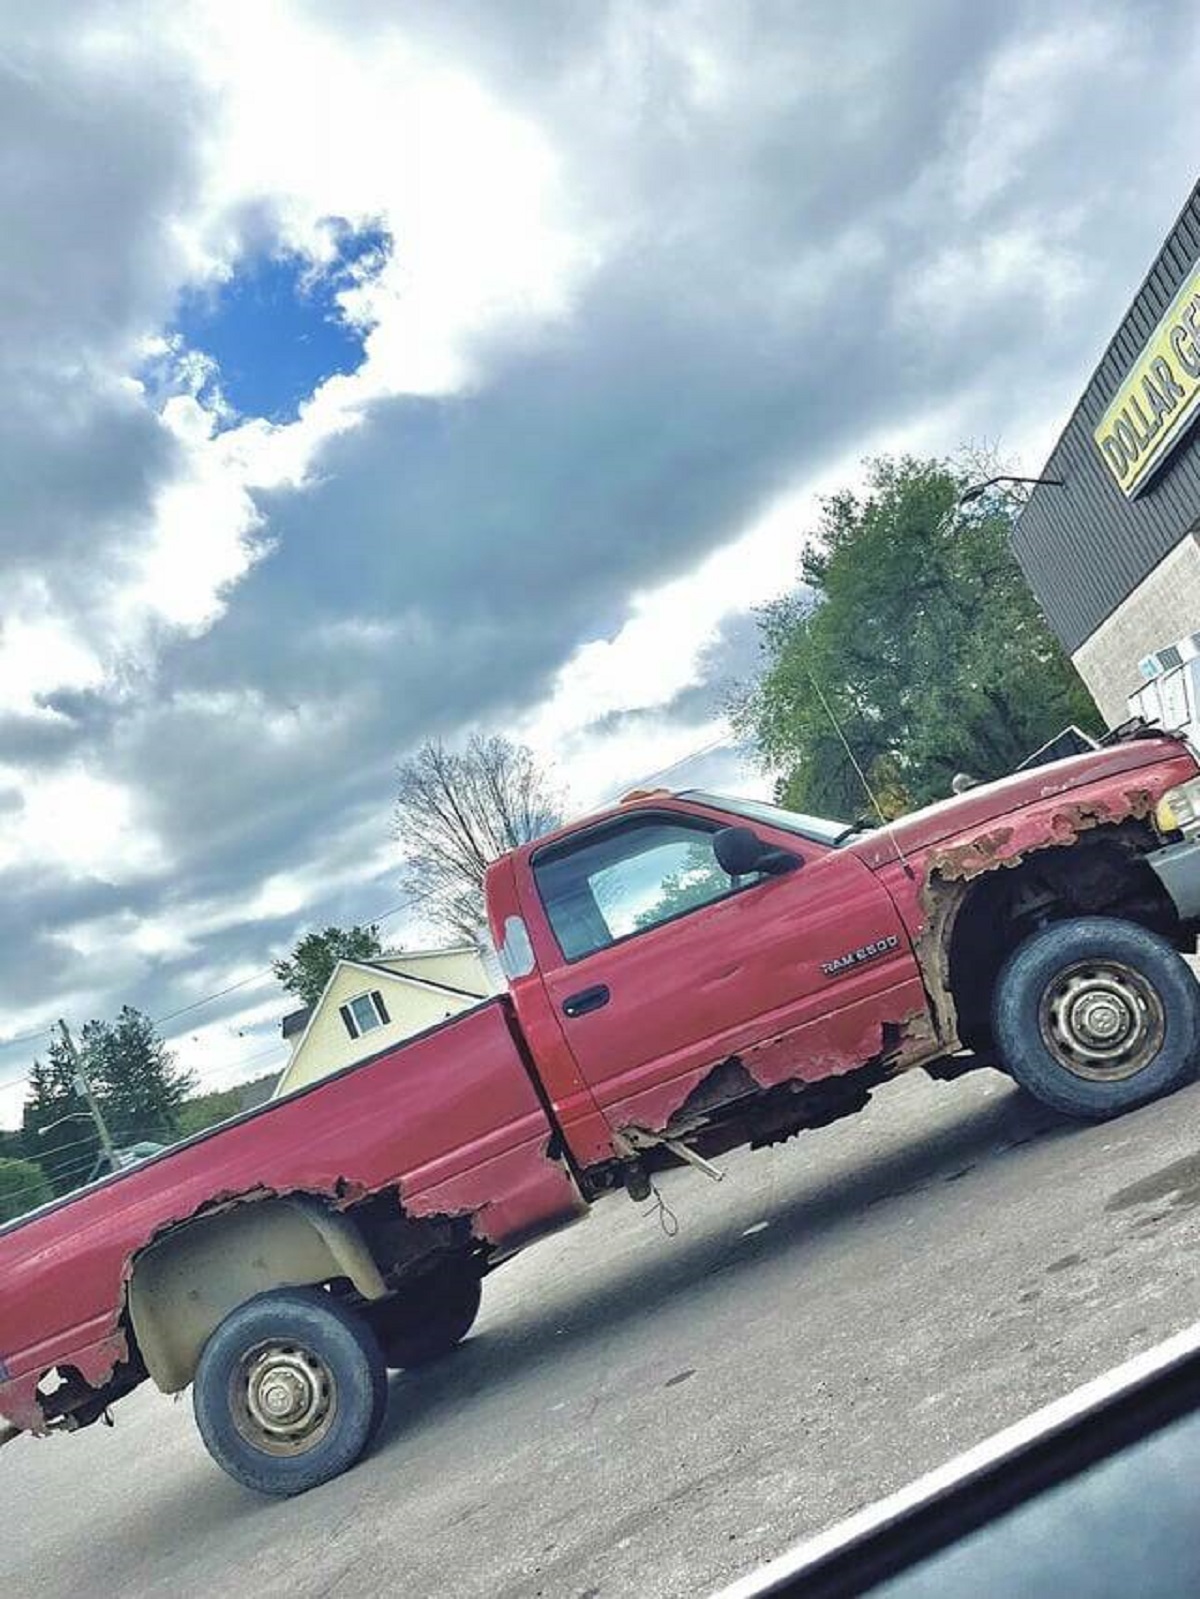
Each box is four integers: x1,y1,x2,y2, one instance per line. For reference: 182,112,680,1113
5,1182,485,1439
922,820,1179,1055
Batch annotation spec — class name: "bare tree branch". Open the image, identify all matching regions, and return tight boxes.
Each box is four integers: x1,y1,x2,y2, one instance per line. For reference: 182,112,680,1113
393,735,564,939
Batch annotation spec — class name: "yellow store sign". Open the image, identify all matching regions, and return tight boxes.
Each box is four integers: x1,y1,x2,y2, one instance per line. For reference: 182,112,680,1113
1094,258,1200,497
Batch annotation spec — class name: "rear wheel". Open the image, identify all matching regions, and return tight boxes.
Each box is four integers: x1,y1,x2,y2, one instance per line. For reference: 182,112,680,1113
374,1261,482,1369
992,916,1200,1120
192,1287,388,1497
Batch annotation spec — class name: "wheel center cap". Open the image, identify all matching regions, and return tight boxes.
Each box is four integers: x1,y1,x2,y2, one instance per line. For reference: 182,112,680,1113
260,1370,308,1421
1071,992,1129,1044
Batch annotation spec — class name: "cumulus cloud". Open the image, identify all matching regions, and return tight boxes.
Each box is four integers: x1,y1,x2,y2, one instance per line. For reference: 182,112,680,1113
3,0,1200,1113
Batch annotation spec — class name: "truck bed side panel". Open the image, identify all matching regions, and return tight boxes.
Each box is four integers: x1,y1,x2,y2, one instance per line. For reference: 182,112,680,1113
0,999,581,1427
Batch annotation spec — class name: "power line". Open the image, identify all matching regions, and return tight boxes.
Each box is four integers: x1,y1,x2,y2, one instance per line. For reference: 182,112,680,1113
3,1162,98,1209
0,737,740,1101
0,1063,39,1093
0,888,438,1097
0,1033,291,1104
149,891,433,1032
28,1152,101,1188
151,971,276,1028
12,1123,161,1162
18,1129,106,1161
201,1041,290,1079
0,1024,53,1052
613,731,738,796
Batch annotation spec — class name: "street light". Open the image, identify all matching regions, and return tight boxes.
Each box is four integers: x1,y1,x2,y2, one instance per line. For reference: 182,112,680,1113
37,1110,93,1137
957,474,1065,507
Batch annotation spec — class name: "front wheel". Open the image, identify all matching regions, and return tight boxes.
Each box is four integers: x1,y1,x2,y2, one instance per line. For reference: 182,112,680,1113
992,916,1200,1120
192,1287,389,1496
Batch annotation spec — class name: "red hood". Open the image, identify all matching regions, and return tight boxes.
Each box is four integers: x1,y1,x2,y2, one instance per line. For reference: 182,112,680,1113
846,734,1196,871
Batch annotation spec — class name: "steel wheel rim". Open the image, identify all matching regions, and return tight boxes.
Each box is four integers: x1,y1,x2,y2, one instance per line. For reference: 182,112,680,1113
1037,958,1165,1082
230,1340,338,1456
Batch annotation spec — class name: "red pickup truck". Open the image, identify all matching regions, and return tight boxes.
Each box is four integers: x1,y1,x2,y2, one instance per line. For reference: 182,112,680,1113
5,731,1200,1495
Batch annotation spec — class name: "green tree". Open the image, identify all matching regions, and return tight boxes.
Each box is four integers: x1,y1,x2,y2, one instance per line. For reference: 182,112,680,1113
21,1012,194,1193
175,1073,281,1138
83,1007,197,1145
22,1038,99,1195
175,1085,244,1138
273,924,383,1007
632,840,730,930
0,1156,52,1223
735,456,1100,817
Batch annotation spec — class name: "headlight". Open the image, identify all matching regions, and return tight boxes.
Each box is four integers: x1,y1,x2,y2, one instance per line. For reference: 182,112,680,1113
1156,777,1200,834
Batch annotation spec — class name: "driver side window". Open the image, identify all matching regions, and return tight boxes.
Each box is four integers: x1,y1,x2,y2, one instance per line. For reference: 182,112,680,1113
534,816,746,961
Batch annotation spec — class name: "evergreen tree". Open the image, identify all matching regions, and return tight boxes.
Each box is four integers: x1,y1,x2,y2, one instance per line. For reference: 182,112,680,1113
22,1039,99,1195
85,1007,197,1144
21,1009,195,1192
0,1156,52,1223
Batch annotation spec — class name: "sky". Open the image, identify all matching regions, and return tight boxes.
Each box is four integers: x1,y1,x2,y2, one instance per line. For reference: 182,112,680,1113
1,0,1199,1124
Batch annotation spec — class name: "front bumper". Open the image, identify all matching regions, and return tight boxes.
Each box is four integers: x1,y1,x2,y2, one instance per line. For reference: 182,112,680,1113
1147,836,1200,921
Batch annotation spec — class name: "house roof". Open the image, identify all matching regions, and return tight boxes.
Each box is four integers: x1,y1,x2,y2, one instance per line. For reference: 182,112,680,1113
362,958,484,999
278,957,486,1076
281,1004,313,1040
381,942,481,960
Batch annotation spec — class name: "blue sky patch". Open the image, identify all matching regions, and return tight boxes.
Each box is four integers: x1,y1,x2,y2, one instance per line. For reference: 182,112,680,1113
171,219,391,423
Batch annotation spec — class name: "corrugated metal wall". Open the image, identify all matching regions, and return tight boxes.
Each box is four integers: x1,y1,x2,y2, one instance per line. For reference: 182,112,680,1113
1013,182,1200,653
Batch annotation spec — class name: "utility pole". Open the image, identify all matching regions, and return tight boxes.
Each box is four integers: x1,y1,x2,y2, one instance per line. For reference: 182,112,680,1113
57,1019,118,1175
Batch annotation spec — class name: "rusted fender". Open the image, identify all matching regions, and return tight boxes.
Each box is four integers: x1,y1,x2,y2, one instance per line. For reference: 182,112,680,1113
925,786,1157,883
0,999,581,1430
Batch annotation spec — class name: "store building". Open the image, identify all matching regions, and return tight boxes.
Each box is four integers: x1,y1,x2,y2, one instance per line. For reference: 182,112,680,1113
1014,181,1200,726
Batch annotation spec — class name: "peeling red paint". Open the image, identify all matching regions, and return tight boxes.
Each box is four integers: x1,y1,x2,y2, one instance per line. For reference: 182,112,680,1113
0,1001,576,1431
611,996,941,1152
5,734,1199,1447
899,769,1190,1050
898,1006,939,1056
926,789,1157,883
2,1376,46,1436
0,1327,130,1438
330,1176,372,1209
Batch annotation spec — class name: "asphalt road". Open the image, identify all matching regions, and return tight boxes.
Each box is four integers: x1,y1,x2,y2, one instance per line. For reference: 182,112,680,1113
9,1065,1200,1599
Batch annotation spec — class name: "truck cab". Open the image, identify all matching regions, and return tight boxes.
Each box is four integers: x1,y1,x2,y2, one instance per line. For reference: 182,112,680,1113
488,788,935,1175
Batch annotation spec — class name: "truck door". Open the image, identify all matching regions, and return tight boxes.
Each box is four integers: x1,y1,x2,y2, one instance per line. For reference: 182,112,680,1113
522,805,931,1137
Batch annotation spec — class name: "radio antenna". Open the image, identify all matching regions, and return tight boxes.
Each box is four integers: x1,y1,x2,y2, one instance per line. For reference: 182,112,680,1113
800,621,914,878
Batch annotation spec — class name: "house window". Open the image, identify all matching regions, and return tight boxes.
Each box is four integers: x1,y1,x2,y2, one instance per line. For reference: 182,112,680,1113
339,989,391,1039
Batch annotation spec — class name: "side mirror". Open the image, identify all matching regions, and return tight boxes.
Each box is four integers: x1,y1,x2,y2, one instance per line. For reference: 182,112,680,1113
713,826,799,878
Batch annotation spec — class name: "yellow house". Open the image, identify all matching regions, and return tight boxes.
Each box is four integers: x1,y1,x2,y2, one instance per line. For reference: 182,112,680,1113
273,945,495,1097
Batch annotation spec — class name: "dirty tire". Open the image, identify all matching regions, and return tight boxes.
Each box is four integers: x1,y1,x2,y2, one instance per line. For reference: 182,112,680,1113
377,1264,482,1370
992,916,1200,1120
192,1287,388,1497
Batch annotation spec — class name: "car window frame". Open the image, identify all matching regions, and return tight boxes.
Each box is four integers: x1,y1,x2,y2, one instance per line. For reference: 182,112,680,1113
531,808,778,965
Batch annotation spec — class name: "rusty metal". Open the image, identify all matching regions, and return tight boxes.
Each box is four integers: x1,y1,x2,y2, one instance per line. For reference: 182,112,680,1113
927,790,1156,885
5,737,1197,1448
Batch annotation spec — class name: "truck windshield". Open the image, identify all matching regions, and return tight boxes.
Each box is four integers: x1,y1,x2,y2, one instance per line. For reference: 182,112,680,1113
680,791,854,847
